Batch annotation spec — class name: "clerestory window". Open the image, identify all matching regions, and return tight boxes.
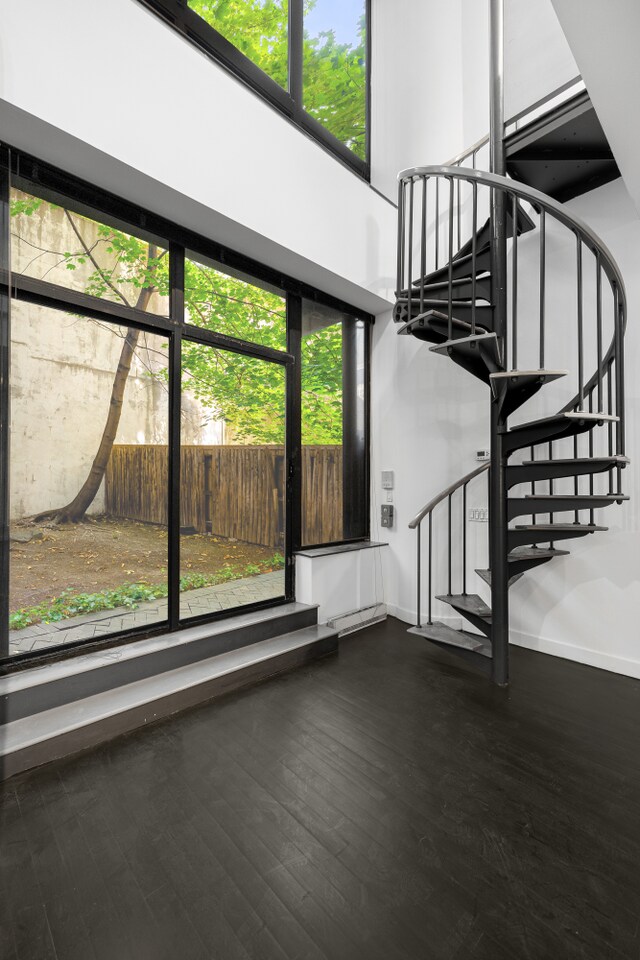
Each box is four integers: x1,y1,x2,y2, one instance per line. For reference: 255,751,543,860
139,0,369,175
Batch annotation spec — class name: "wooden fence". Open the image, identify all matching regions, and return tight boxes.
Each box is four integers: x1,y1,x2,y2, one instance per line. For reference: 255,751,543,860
105,444,343,547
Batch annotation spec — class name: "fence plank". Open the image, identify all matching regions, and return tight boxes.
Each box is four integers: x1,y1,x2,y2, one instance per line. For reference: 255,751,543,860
105,445,343,548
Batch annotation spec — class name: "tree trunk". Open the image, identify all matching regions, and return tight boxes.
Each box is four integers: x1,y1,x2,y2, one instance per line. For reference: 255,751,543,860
36,282,156,523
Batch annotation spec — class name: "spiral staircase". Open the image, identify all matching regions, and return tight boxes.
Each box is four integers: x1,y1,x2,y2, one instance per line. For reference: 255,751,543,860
394,160,628,685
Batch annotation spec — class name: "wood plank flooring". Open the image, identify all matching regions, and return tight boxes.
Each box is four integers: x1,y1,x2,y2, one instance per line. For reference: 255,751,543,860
2,616,640,960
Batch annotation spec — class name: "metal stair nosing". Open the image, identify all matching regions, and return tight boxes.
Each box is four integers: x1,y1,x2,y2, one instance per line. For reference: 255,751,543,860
507,455,629,487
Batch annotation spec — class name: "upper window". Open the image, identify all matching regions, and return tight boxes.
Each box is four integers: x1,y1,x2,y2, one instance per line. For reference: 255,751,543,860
142,0,369,174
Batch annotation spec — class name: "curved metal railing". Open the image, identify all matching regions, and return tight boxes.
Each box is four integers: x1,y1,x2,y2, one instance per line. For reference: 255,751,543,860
399,164,627,628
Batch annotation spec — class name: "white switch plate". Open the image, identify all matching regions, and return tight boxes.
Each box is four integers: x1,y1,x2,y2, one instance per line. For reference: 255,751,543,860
381,470,394,489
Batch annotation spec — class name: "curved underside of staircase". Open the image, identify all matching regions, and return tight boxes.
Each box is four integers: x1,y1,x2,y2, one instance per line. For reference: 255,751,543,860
395,164,629,684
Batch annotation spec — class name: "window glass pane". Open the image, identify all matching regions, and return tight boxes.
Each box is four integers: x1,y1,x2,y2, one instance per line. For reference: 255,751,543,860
187,0,288,89
185,252,287,351
180,344,286,619
10,187,170,315
303,0,367,159
9,301,169,655
301,300,367,545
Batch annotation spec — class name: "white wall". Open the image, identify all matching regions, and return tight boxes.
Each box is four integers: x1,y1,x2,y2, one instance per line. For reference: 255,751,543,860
370,0,465,200
505,0,578,120
551,0,640,217
0,0,395,315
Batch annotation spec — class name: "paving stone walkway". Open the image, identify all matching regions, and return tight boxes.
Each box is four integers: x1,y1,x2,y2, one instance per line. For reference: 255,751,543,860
10,571,285,656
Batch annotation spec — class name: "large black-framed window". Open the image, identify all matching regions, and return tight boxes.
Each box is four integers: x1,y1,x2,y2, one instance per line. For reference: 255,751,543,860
0,145,372,668
137,0,370,178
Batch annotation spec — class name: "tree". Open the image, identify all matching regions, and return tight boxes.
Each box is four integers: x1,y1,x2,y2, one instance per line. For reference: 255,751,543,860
10,0,362,521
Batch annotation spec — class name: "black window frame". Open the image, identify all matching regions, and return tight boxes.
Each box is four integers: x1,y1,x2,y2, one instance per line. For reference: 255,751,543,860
0,144,372,671
136,0,371,179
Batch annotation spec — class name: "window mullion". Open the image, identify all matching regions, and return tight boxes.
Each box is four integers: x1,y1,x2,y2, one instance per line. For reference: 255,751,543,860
288,0,304,106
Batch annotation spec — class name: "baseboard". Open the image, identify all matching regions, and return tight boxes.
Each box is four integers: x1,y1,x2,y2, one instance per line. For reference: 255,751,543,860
510,629,640,680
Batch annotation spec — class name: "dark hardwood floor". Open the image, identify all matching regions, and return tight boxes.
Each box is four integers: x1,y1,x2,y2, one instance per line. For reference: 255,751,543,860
2,616,640,960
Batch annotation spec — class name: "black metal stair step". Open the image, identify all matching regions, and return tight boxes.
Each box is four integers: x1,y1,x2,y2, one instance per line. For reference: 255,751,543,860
408,622,492,673
430,332,503,384
508,523,606,549
489,369,568,418
504,411,619,454
399,275,492,303
394,298,495,329
436,593,492,637
476,547,569,586
454,204,536,262
398,309,490,344
508,494,628,521
418,247,492,286
508,454,629,487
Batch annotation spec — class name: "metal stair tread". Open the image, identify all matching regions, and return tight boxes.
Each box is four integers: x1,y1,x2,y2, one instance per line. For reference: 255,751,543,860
509,546,570,559
490,369,568,378
398,309,489,337
435,593,492,620
514,523,607,532
523,493,629,502
520,455,629,467
408,621,492,657
429,331,499,353
509,411,619,434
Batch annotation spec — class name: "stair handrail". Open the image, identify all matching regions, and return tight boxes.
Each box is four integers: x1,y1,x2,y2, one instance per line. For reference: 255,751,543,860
409,462,489,529
398,165,626,308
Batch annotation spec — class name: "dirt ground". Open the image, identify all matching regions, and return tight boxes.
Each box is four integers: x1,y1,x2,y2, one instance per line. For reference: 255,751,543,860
9,516,279,611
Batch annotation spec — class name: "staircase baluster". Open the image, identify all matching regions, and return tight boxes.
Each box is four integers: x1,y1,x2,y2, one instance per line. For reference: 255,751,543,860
548,442,555,547
420,177,427,316
396,179,405,298
448,178,454,341
539,208,546,368
576,236,584,409
588,391,595,525
435,179,440,270
511,192,518,369
614,285,625,494
462,483,467,595
607,365,614,493
530,445,537,525
416,522,421,628
456,177,461,254
573,434,580,523
428,512,433,625
596,253,603,411
407,178,414,327
471,182,478,335
448,494,453,596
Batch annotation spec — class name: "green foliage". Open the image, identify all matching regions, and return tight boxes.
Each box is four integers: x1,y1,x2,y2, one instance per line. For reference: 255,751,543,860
9,552,286,631
11,183,345,443
188,0,366,159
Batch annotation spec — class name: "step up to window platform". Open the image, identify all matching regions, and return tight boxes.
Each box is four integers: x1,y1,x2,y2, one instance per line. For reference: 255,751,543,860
397,309,490,345
418,248,492,287
0,607,336,781
408,621,492,674
507,454,629,487
430,332,502,383
508,523,607,550
477,546,570,586
504,411,619,454
490,369,568,418
507,493,628,521
393,298,495,331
